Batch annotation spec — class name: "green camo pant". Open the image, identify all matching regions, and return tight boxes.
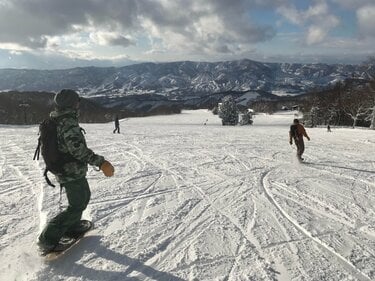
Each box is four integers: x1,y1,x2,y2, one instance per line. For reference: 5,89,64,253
39,177,91,245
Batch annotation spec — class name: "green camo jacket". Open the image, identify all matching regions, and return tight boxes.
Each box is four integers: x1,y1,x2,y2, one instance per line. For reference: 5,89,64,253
50,109,104,184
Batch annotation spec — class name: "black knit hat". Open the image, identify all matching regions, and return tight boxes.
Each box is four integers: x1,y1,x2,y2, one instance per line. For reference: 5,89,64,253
54,89,80,109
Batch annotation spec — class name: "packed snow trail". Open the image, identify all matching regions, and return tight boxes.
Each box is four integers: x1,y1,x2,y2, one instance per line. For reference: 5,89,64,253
0,110,374,281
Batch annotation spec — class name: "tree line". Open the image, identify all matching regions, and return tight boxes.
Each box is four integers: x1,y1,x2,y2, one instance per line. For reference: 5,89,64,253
249,78,375,129
302,78,375,129
0,91,182,125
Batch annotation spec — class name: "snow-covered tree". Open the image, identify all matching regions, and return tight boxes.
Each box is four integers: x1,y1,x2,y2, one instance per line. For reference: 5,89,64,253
239,109,254,125
309,106,320,127
364,81,375,129
218,96,239,126
365,106,375,129
342,89,370,128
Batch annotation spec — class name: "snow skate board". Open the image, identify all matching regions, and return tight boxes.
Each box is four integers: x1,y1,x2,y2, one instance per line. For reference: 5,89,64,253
42,220,93,261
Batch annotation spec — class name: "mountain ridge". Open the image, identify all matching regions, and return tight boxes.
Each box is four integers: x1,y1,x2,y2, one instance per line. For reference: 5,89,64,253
1,59,373,100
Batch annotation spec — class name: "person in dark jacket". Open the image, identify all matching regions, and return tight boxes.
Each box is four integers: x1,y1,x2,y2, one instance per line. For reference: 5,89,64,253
38,89,115,253
289,118,310,161
113,115,120,134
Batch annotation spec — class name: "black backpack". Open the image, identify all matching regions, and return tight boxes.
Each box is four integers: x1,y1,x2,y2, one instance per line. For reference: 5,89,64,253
290,124,298,140
33,117,76,187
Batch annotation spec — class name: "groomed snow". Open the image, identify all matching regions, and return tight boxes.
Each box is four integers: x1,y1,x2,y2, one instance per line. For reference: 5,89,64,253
0,110,374,281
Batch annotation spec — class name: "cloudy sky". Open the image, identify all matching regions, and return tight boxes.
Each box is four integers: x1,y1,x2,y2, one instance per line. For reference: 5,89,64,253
0,0,374,69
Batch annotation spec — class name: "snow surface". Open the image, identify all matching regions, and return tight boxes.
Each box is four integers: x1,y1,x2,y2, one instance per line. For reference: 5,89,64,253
236,92,260,106
0,110,374,281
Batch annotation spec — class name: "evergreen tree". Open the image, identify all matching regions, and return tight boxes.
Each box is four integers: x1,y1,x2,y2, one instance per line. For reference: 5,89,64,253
218,95,239,126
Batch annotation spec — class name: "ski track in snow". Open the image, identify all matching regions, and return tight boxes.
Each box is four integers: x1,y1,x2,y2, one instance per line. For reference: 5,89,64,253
0,110,374,281
261,169,372,281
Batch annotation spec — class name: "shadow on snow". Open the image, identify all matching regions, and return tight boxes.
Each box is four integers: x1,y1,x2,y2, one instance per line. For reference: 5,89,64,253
46,235,184,281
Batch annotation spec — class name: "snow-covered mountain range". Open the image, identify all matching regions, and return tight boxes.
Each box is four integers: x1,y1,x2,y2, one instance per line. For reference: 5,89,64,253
0,59,374,100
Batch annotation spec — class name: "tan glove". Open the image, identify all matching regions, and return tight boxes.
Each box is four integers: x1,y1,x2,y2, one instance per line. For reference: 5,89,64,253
100,160,114,177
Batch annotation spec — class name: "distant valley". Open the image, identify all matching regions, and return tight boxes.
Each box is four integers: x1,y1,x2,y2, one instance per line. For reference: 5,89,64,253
0,59,374,124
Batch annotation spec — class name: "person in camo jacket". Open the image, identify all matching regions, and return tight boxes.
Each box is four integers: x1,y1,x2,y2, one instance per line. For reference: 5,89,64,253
38,89,115,253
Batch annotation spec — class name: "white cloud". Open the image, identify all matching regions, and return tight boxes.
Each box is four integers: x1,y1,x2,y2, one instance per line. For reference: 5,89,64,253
0,42,31,52
90,32,134,48
330,0,374,9
306,26,327,45
306,2,328,16
276,6,303,25
45,48,131,62
357,5,375,38
140,0,275,56
0,0,372,67
0,0,278,59
277,1,339,45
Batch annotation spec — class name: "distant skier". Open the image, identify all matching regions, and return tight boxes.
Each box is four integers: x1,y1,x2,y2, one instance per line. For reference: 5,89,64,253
327,125,331,132
289,118,310,162
37,89,115,254
113,115,120,134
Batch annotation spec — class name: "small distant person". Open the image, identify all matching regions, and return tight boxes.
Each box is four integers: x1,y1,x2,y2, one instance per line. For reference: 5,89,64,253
289,118,310,162
327,125,331,132
113,115,120,134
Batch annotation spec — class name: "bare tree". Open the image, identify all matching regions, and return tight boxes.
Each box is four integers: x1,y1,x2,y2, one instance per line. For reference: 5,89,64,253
364,81,375,129
342,89,370,128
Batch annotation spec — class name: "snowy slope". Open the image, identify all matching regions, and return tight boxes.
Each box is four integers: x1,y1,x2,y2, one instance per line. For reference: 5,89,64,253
0,110,374,281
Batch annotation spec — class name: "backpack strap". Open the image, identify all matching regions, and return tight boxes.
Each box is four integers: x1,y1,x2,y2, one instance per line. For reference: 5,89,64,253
59,184,63,212
43,168,56,188
33,138,41,160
